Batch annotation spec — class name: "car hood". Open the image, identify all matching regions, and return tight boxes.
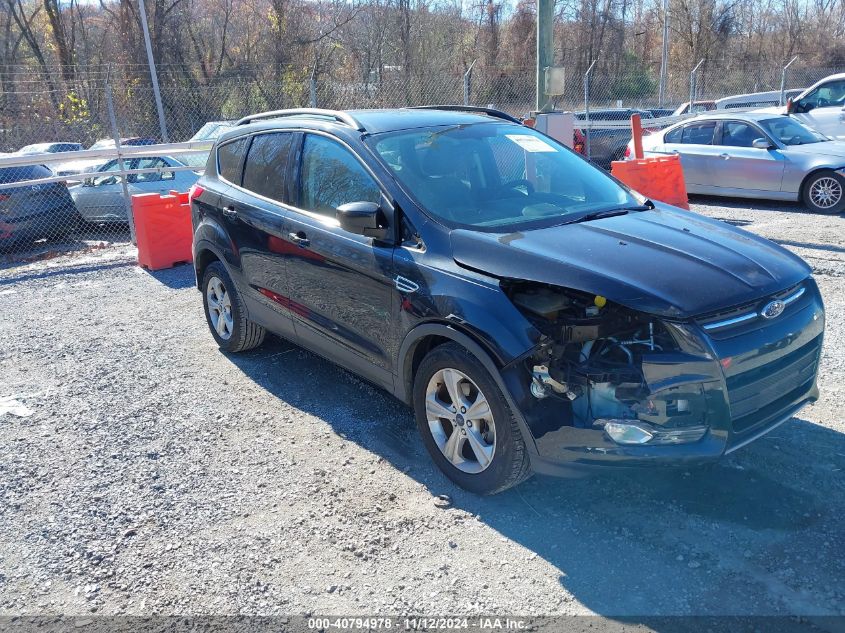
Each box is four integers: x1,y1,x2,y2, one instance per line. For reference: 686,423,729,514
784,141,845,159
450,205,811,318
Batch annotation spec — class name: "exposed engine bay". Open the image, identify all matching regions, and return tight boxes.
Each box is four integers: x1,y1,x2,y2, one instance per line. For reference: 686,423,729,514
506,282,709,445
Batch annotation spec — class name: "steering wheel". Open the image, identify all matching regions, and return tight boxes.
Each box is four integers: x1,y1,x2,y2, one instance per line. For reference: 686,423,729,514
496,179,535,197
817,97,830,107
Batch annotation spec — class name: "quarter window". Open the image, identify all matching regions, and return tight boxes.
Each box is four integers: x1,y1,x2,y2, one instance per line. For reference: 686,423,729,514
217,137,249,185
299,135,380,218
242,133,293,202
681,122,716,145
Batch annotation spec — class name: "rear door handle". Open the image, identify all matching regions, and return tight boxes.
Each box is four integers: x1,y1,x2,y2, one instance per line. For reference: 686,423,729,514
289,231,310,247
223,205,238,218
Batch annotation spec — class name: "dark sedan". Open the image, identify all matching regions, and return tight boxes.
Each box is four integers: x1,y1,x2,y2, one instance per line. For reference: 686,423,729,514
0,165,79,247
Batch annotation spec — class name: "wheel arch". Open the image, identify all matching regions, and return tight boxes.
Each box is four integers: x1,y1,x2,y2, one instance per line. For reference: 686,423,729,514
396,322,540,458
194,243,222,289
799,166,844,201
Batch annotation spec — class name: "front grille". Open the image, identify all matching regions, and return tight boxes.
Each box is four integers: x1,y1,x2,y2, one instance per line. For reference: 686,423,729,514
698,283,805,337
726,335,821,433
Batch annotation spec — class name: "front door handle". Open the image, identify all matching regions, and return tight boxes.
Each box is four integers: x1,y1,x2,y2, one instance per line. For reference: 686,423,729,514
223,205,238,219
289,231,310,247
719,153,730,160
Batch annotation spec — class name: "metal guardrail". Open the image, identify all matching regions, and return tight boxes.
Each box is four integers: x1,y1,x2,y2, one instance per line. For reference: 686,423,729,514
0,142,211,192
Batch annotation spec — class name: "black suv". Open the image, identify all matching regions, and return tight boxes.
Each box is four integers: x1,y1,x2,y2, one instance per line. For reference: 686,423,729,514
191,107,824,494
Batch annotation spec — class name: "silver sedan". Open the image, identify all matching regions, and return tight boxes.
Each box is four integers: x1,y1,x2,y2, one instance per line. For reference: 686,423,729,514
631,112,845,213
71,156,199,223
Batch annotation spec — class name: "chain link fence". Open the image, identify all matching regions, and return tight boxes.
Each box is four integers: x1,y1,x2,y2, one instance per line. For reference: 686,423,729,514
0,61,842,264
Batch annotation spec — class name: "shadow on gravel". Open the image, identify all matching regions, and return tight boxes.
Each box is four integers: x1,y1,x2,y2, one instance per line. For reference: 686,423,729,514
144,263,196,289
0,260,134,285
228,336,845,618
772,239,845,255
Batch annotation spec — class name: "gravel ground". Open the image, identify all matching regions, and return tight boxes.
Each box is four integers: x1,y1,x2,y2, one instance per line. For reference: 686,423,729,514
0,197,843,620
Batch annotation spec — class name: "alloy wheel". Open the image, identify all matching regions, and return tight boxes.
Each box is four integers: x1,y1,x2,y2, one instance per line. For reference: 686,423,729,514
809,176,843,210
425,368,496,474
206,276,234,340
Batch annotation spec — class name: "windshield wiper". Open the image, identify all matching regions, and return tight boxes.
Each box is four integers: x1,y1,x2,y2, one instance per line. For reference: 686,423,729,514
564,202,654,225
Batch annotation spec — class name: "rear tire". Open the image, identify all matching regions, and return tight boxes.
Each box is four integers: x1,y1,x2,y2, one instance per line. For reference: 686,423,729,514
413,342,532,495
802,170,845,214
201,261,266,352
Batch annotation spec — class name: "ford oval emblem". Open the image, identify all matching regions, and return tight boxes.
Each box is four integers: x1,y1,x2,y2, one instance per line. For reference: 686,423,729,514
761,300,786,319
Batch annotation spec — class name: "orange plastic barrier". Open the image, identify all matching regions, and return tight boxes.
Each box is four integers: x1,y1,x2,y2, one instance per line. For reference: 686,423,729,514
610,154,689,210
131,191,193,271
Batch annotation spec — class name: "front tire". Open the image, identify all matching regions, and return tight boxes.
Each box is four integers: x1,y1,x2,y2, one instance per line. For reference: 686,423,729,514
201,261,266,352
413,342,532,495
802,170,845,214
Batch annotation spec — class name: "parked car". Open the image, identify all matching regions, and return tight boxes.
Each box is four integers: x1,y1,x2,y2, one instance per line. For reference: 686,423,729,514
53,137,157,179
0,165,79,246
778,73,845,139
672,91,805,117
672,100,716,116
627,112,845,213
17,142,83,155
190,107,824,494
72,156,199,223
181,121,236,168
190,121,235,141
574,108,655,168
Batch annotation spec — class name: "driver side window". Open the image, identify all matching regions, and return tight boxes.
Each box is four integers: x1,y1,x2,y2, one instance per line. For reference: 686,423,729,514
800,80,845,110
718,122,764,148
299,135,381,218
92,160,124,186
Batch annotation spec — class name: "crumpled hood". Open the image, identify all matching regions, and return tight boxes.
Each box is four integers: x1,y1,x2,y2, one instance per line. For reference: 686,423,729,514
451,205,811,318
785,141,845,159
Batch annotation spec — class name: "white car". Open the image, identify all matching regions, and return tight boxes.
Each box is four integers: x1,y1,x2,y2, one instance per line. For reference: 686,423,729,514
71,156,199,223
758,74,845,140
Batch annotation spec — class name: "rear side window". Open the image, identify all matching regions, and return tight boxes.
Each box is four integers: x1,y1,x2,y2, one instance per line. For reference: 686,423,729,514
299,134,380,218
217,137,249,185
681,122,715,145
242,133,293,202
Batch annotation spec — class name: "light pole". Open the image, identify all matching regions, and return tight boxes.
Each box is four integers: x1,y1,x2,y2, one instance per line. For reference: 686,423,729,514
658,0,669,107
536,0,553,111
138,0,169,142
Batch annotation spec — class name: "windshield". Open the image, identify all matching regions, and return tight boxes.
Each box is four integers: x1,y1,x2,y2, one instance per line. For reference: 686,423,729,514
369,123,638,231
759,117,826,145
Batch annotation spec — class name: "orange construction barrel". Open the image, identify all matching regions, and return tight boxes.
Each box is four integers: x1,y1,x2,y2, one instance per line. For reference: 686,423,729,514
131,191,193,271
610,154,689,210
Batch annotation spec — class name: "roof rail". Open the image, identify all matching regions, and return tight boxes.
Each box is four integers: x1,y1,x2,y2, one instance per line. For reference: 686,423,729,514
409,105,523,125
235,108,365,131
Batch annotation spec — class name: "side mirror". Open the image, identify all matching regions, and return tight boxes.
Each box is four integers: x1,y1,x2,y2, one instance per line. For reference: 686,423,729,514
336,201,388,240
83,178,94,187
752,138,773,150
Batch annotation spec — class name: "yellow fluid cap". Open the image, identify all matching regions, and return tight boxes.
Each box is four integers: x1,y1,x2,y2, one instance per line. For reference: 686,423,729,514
594,295,607,308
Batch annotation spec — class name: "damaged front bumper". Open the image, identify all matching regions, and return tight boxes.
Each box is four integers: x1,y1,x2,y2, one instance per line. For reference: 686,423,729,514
506,279,825,475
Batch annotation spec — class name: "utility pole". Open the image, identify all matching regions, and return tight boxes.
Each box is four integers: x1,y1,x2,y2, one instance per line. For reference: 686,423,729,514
536,0,553,112
658,0,669,107
138,0,169,142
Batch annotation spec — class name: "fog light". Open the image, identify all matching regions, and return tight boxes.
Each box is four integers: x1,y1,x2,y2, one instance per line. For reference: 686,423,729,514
602,420,654,445
600,419,708,445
